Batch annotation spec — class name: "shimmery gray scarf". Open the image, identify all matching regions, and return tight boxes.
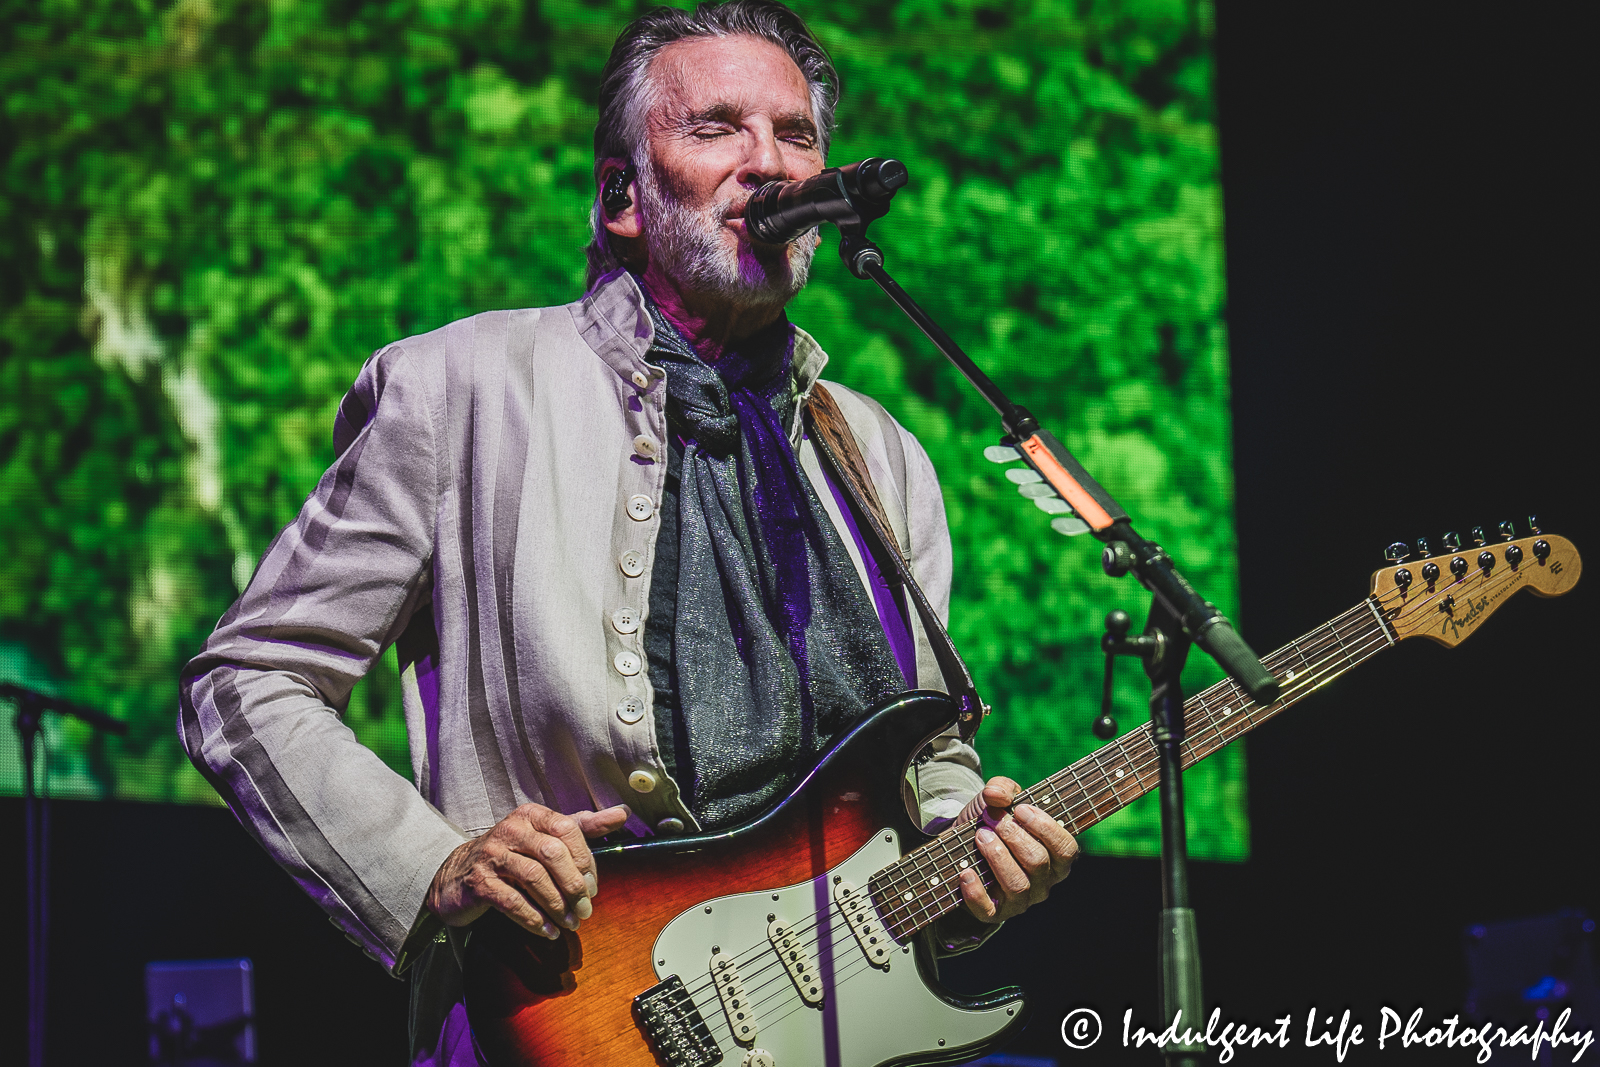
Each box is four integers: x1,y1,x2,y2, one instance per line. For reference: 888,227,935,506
645,303,904,829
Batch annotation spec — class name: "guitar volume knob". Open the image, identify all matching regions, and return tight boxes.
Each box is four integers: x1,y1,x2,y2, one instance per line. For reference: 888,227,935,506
741,1051,776,1067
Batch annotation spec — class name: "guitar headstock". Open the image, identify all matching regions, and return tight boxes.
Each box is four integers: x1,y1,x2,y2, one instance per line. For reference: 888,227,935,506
1370,527,1581,647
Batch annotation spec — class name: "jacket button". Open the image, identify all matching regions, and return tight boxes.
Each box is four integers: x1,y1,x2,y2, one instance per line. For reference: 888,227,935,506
619,550,645,577
613,650,642,677
616,696,645,724
656,817,685,835
611,606,640,634
628,770,658,794
631,370,650,389
633,434,659,458
626,494,655,522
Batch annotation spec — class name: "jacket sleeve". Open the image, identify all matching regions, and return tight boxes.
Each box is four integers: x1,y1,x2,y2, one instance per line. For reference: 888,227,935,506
177,343,468,972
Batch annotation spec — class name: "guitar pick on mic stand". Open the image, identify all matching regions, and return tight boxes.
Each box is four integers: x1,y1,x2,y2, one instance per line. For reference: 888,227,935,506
3,681,128,1067
749,160,1283,1067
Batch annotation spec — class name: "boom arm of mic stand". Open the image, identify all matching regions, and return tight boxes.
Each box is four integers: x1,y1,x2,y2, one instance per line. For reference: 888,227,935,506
840,234,1280,706
0,682,128,735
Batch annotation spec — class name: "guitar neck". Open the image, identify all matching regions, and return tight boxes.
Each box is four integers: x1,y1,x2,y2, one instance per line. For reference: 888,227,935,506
869,597,1397,939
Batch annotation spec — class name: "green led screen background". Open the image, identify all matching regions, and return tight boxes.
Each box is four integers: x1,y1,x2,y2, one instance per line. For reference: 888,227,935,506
0,0,1243,859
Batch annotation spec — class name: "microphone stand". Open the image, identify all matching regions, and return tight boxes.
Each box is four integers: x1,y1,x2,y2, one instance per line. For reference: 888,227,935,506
830,222,1280,1066
2,682,127,1067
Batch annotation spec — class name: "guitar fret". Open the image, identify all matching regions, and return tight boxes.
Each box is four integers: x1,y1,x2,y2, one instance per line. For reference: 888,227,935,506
875,611,1403,944
1064,763,1103,823
1326,618,1352,666
1089,750,1125,809
865,598,1406,940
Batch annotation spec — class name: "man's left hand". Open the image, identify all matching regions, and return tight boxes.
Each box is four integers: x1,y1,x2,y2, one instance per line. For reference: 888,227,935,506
955,776,1079,924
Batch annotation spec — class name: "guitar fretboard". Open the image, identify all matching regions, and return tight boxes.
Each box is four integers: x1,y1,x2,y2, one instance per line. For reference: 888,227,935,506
868,596,1397,939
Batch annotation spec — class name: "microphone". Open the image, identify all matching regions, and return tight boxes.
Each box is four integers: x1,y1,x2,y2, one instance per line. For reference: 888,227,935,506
745,157,908,245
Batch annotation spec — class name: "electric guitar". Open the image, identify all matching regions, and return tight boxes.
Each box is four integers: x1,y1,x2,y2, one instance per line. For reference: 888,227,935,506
464,531,1581,1067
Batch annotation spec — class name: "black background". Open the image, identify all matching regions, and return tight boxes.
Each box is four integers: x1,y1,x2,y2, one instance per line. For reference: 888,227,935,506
3,0,1594,1063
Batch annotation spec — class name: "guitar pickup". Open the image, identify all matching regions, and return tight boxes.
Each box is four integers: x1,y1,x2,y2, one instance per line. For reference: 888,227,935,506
710,948,757,1046
767,918,824,1005
633,974,722,1067
833,879,892,969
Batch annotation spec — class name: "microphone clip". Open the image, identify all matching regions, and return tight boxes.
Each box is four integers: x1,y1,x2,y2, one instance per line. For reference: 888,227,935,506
745,157,907,275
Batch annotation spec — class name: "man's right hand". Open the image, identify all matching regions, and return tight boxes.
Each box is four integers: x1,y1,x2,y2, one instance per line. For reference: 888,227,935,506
427,802,631,939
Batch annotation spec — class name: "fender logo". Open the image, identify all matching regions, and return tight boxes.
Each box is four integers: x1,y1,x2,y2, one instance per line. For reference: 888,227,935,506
1439,575,1516,639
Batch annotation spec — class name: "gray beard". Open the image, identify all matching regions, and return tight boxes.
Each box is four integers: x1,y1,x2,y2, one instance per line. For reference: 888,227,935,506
637,160,817,309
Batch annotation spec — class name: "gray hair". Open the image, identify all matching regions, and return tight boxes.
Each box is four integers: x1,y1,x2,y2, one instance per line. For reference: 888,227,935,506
584,1,840,290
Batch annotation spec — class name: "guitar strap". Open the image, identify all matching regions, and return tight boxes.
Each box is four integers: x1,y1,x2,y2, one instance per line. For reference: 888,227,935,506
803,382,989,740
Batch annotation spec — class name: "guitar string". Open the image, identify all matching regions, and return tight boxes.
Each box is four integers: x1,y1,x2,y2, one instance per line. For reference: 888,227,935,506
661,556,1531,1022
864,558,1512,934
686,918,875,1042
878,604,1385,915
675,557,1538,1048
673,895,858,1004
871,561,1514,928
886,621,1399,932
874,553,1529,933
874,605,1404,934
699,560,1531,1040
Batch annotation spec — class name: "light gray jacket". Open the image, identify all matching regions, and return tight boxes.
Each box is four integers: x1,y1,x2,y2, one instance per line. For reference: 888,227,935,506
178,270,983,971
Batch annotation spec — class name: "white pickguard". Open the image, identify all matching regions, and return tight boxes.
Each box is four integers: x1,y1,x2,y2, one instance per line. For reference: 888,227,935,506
651,828,1022,1067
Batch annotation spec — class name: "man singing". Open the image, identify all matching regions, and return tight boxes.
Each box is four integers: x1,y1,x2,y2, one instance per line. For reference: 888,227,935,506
180,2,1076,1062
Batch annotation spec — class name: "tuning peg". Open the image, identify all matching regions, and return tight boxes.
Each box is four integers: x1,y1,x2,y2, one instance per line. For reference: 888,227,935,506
1415,537,1432,558
1384,542,1410,563
1442,531,1462,553
984,444,1020,463
1528,514,1541,535
1498,521,1516,541
1470,527,1487,547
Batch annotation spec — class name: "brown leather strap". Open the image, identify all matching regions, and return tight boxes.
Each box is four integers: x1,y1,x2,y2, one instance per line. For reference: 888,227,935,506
804,383,987,739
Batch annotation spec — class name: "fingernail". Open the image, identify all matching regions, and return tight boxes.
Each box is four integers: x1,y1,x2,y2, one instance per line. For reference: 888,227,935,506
1016,804,1039,818
574,895,593,921
977,827,996,844
560,910,579,930
584,872,598,898
540,921,559,939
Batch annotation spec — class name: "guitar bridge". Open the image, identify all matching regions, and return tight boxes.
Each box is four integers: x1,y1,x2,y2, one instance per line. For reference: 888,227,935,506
633,975,722,1067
